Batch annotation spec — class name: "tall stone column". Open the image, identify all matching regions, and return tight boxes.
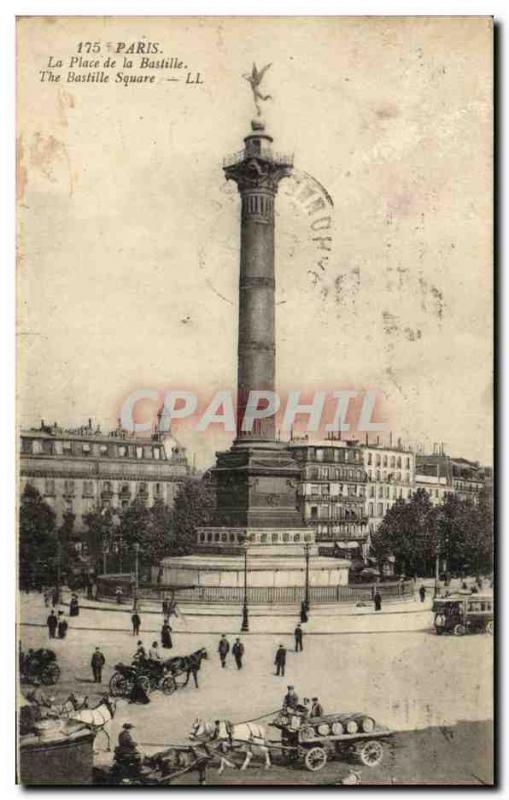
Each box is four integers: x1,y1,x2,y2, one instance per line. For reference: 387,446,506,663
212,120,302,529
224,121,292,442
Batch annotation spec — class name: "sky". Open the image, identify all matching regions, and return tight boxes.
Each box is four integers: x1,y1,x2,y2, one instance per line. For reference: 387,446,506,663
17,16,493,468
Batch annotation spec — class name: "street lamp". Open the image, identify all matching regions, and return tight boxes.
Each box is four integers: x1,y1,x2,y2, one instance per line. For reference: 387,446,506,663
241,544,249,632
304,541,311,614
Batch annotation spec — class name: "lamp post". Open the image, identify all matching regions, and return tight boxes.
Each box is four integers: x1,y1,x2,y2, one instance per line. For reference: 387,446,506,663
304,542,311,614
133,543,140,610
241,545,249,632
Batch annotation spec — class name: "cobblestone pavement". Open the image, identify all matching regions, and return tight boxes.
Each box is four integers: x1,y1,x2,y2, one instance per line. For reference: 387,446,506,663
18,592,493,784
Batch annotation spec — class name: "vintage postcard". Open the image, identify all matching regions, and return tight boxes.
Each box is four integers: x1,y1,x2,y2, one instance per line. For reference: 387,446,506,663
16,16,494,785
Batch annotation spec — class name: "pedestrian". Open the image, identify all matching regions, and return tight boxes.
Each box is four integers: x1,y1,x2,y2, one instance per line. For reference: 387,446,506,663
419,585,426,603
373,590,382,612
133,640,147,663
232,637,244,669
294,623,303,652
283,684,299,709
297,698,311,718
131,611,141,636
115,586,123,605
69,594,80,617
162,597,170,618
51,587,59,607
43,589,50,608
310,697,324,718
47,609,58,639
148,641,161,661
275,645,287,677
300,600,308,623
91,647,105,683
161,618,173,649
129,677,150,705
57,611,68,639
218,635,230,668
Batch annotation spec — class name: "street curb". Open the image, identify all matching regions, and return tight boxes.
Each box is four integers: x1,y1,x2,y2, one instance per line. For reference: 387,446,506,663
19,621,431,636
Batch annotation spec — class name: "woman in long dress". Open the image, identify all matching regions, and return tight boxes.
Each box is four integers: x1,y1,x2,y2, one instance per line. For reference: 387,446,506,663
161,619,173,649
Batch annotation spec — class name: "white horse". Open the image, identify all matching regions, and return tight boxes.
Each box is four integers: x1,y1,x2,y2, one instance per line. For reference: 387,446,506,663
68,695,117,752
190,718,271,773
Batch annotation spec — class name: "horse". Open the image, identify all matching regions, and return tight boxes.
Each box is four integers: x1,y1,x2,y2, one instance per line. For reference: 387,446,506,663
163,648,208,689
58,692,89,715
68,694,117,752
189,718,271,773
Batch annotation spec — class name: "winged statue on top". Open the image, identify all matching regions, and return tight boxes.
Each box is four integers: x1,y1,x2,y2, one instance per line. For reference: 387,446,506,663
243,63,272,116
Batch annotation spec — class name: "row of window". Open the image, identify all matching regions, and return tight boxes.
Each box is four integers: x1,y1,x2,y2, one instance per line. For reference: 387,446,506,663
307,467,365,481
369,485,412,500
22,438,163,461
43,478,164,497
297,448,361,464
366,469,412,483
366,453,412,469
306,483,365,498
309,505,362,521
198,531,312,544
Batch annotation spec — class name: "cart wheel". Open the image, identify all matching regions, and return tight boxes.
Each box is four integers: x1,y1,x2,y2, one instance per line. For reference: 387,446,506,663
41,663,60,686
110,673,130,697
454,624,466,636
174,672,188,688
486,621,494,635
304,746,327,772
355,739,384,768
161,676,177,695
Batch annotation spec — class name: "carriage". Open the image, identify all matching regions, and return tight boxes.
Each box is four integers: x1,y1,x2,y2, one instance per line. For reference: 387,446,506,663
21,649,61,686
269,709,393,772
109,650,206,698
109,661,178,697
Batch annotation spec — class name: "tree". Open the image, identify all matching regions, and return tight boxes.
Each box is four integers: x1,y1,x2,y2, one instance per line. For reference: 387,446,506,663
370,489,438,576
19,484,57,590
170,476,215,555
82,506,116,572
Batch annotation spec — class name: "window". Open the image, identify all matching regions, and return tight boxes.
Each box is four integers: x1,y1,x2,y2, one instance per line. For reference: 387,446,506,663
378,486,383,498
376,470,381,481
154,447,160,460
367,453,372,465
136,446,143,459
42,440,53,455
82,443,91,455
310,506,318,520
118,445,127,457
62,441,72,454
44,479,55,496
390,456,396,468
139,482,148,496
271,533,279,543
21,438,32,454
383,455,388,467
316,449,324,462
260,533,268,543
370,486,375,498
63,480,75,497
103,481,112,493
368,503,374,517
294,533,300,542
377,502,384,516
406,457,410,469
154,483,161,497
99,444,108,456
83,481,94,497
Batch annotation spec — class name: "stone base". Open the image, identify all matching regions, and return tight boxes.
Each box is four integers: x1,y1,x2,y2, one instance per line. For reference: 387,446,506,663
158,552,350,590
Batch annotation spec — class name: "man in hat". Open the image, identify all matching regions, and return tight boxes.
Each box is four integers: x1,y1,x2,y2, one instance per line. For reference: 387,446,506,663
294,623,303,652
114,722,142,774
218,635,230,668
91,647,106,683
131,610,141,636
310,697,324,718
46,609,58,639
132,640,147,664
283,685,299,710
274,644,287,677
232,638,244,670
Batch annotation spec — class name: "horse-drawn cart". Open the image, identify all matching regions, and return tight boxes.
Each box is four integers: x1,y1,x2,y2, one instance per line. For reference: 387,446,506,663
109,649,207,698
270,710,393,772
21,649,60,686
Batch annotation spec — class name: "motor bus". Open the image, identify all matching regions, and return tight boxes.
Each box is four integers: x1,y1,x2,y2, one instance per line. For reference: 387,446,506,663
432,594,493,636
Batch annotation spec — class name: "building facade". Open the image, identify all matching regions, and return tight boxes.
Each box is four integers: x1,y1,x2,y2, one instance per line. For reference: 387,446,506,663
361,443,416,532
288,438,369,560
20,420,190,534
